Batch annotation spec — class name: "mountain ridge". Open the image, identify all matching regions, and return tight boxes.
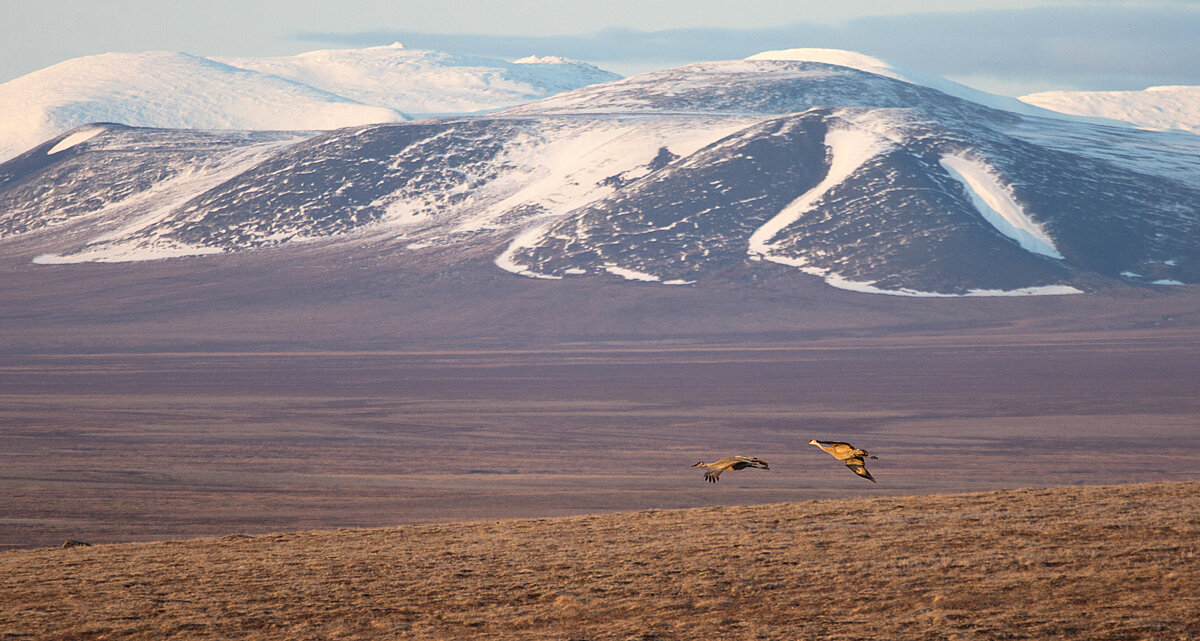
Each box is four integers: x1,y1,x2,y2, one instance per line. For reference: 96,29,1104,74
3,52,1199,297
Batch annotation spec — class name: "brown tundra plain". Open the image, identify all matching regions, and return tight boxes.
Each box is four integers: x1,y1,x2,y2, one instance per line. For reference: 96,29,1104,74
2,481,1198,640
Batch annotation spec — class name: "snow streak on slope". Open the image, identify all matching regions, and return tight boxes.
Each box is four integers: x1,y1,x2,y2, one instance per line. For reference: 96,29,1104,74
749,126,885,266
939,155,1063,259
1020,86,1200,135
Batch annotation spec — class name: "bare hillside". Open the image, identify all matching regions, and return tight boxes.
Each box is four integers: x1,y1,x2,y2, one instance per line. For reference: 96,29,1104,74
2,481,1197,640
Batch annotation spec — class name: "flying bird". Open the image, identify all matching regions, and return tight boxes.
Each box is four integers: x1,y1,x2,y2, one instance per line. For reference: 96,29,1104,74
692,456,770,483
808,439,878,483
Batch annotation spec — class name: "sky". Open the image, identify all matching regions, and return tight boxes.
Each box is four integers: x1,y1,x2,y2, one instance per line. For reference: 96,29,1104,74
2,0,1198,96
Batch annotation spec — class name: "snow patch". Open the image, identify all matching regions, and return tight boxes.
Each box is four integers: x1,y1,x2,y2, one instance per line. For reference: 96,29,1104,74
514,56,578,65
33,241,225,264
47,126,104,154
604,264,660,282
811,268,1082,297
939,155,1063,259
1152,279,1186,285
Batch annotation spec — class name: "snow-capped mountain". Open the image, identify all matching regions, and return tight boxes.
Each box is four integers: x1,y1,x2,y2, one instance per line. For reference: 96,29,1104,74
0,46,621,163
746,49,1067,120
1021,86,1200,135
3,50,1198,297
0,51,405,164
217,43,621,118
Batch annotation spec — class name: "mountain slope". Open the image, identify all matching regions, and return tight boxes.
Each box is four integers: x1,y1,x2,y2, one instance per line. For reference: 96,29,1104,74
3,53,1199,296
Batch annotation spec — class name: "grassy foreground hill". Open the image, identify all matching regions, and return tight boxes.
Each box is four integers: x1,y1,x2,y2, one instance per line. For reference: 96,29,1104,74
2,481,1198,640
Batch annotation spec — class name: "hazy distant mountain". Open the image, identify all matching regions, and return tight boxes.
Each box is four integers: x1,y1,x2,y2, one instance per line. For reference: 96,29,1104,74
1021,86,1200,135
0,51,404,163
3,50,1198,297
0,46,621,163
217,43,621,118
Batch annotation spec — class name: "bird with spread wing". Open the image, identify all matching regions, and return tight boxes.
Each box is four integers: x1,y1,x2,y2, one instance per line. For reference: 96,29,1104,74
808,439,878,483
692,456,770,483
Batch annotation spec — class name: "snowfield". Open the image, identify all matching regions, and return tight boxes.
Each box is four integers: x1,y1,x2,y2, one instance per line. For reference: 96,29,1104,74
1021,86,1200,134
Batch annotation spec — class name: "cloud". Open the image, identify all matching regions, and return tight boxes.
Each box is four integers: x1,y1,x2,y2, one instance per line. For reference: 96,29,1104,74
297,4,1200,92
845,5,1200,90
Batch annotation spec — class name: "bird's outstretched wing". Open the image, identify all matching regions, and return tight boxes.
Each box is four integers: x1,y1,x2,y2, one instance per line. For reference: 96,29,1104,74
844,456,876,483
731,456,770,470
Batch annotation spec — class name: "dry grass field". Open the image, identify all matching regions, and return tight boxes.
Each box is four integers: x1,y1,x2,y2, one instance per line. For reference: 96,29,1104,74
2,480,1197,640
